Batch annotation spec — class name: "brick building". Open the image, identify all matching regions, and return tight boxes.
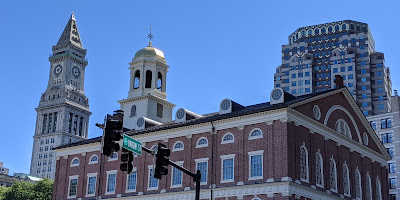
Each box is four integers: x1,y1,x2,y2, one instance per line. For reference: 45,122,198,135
54,87,391,199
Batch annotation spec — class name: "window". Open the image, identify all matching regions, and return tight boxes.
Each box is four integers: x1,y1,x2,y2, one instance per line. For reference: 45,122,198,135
378,96,384,101
300,146,309,182
378,87,383,93
378,104,384,110
362,85,367,90
196,137,208,148
381,118,392,129
361,77,367,82
249,128,263,140
348,74,353,79
377,71,383,76
390,194,396,200
109,152,118,161
171,162,183,187
386,148,394,158
335,119,351,138
389,163,396,173
362,102,368,107
361,69,366,74
38,161,41,166
366,174,372,200
71,158,79,167
148,167,159,189
377,79,383,85
381,133,393,143
355,169,362,199
291,82,296,86
145,70,152,88
370,121,376,130
305,72,310,76
362,94,367,99
130,105,136,117
157,72,163,91
51,138,55,143
89,155,98,164
390,178,397,189
38,154,42,159
133,70,140,89
222,133,234,144
126,171,137,192
45,146,49,151
340,67,345,72
196,158,208,184
68,176,78,198
333,68,338,73
156,103,163,118
86,173,97,197
106,171,117,194
221,154,235,183
361,61,366,66
329,158,337,192
172,141,184,151
248,150,263,180
376,178,382,200
377,63,382,68
315,153,324,188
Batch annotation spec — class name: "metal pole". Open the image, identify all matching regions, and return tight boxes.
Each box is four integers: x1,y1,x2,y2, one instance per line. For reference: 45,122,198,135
195,170,201,200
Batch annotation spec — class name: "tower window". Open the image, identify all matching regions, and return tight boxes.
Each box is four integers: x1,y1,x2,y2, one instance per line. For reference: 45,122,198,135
130,105,136,117
134,70,140,89
79,117,83,136
68,113,73,133
157,103,163,118
145,70,152,88
157,72,162,91
42,114,48,134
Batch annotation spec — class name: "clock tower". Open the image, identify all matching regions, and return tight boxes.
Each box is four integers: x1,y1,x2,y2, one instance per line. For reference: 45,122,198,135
30,13,91,179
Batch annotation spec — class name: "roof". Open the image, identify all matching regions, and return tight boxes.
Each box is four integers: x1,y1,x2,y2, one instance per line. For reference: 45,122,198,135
134,46,165,60
56,12,83,48
54,89,335,150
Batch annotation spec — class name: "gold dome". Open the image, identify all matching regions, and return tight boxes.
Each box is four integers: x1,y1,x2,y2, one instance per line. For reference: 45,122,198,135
134,46,165,60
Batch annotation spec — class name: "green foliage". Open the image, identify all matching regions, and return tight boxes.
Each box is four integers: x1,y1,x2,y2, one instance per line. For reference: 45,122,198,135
0,178,53,200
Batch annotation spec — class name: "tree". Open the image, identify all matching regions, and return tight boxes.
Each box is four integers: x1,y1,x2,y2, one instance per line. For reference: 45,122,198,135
1,178,53,200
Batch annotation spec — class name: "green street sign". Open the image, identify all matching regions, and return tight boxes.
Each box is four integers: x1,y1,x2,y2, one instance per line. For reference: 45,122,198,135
122,134,142,155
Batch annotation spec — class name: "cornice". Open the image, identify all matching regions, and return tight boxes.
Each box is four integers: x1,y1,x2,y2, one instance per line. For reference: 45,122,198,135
287,108,390,165
118,94,176,107
55,142,100,156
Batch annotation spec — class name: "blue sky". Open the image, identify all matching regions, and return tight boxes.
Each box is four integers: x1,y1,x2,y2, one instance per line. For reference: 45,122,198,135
0,0,399,175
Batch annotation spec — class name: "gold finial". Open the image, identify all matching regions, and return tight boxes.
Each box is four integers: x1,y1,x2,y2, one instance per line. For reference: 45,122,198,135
148,25,154,47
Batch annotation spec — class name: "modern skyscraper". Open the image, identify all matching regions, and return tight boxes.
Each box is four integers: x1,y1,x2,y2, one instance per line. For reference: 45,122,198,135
274,20,392,116
30,13,91,179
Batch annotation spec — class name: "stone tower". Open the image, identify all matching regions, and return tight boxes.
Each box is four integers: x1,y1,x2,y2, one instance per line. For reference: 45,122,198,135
118,39,175,130
30,13,91,179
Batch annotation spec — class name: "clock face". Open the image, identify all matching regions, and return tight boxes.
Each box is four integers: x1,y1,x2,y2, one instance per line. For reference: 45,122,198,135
54,65,62,77
72,66,80,78
137,118,145,127
176,109,185,119
272,89,283,101
221,99,231,111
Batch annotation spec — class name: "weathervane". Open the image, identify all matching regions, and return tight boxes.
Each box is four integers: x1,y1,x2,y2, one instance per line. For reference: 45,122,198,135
148,25,154,47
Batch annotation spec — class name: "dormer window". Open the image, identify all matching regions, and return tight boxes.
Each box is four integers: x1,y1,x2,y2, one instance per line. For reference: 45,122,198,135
335,119,351,138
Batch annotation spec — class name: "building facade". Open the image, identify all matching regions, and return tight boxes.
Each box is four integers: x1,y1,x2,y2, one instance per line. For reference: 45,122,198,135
0,162,9,175
273,20,392,116
30,13,91,180
53,41,390,199
367,92,400,200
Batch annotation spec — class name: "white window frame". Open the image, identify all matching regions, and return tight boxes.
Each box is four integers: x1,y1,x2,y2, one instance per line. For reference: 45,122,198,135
170,161,184,188
195,158,209,185
172,141,184,152
105,170,117,195
248,150,264,180
329,158,338,192
315,152,324,188
221,133,234,144
67,175,79,199
248,128,263,140
366,173,372,200
220,154,235,183
376,177,382,200
85,173,97,197
343,163,351,197
355,168,362,200
147,165,159,190
196,137,208,148
125,167,138,193
88,155,98,164
300,145,309,183
108,152,118,161
70,157,80,167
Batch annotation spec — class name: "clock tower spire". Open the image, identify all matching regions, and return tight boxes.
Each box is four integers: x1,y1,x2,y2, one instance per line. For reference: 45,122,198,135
30,13,91,180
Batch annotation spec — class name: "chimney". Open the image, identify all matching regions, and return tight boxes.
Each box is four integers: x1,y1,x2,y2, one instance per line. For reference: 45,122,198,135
334,75,344,88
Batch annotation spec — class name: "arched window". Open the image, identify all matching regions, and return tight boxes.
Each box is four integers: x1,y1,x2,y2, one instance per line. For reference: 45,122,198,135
376,178,382,200
335,25,339,31
321,27,326,33
356,25,361,31
315,152,324,187
300,146,309,182
130,105,136,117
343,163,351,196
222,133,234,144
109,152,118,160
71,158,80,167
196,137,208,148
329,158,337,192
335,119,351,138
249,128,263,140
315,28,320,34
355,168,362,200
350,24,354,30
308,30,312,35
366,174,372,200
328,26,333,32
342,24,347,30
145,70,152,88
133,70,140,89
157,72,162,91
89,155,98,164
173,141,184,151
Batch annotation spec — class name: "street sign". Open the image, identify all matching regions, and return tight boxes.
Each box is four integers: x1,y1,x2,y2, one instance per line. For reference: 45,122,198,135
122,134,142,155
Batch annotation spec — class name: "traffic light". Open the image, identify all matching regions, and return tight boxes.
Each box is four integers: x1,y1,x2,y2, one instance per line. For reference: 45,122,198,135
120,149,134,173
154,143,170,180
102,118,123,157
